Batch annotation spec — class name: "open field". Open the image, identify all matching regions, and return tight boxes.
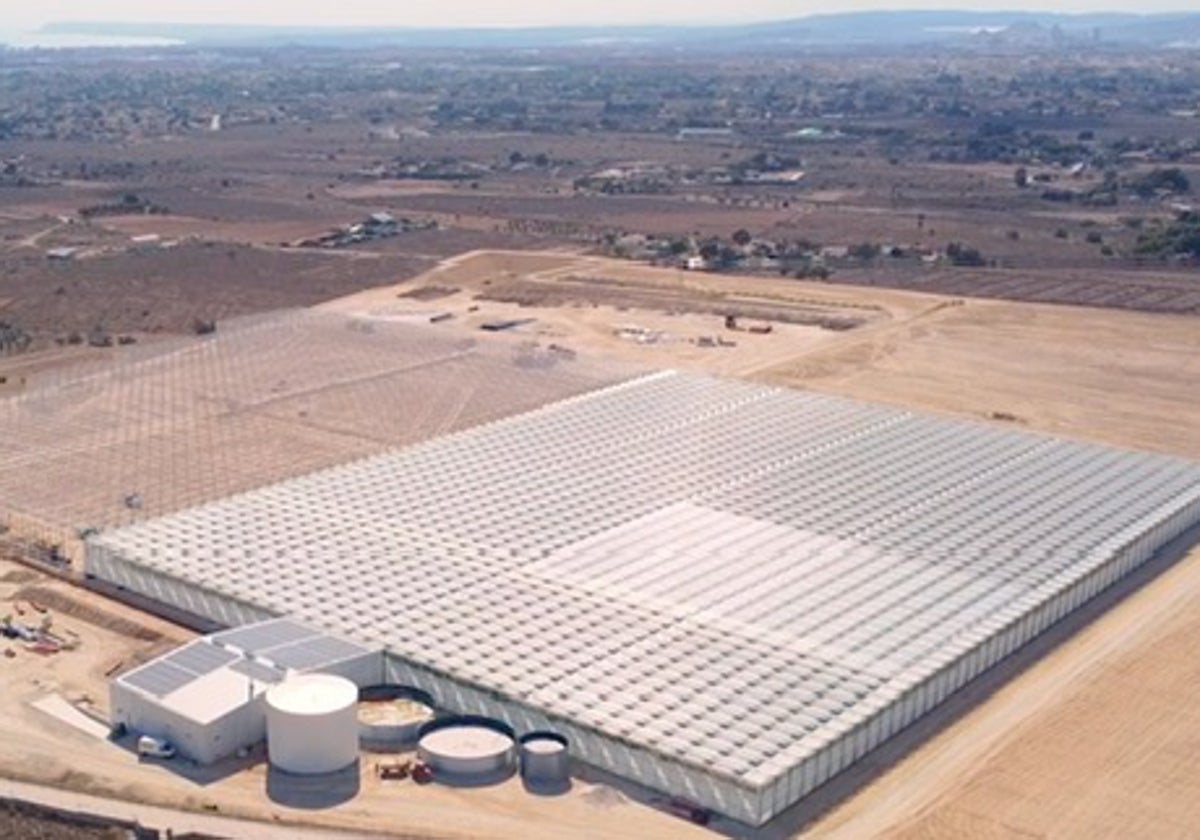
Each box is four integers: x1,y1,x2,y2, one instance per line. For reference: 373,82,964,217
321,250,894,378
761,296,1200,460
327,250,1200,460
0,234,433,349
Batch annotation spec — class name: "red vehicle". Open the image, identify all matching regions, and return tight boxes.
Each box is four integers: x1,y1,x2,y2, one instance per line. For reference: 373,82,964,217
410,761,434,784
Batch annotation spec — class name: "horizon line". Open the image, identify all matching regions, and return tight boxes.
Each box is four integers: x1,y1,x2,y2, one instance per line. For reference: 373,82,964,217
35,8,1200,34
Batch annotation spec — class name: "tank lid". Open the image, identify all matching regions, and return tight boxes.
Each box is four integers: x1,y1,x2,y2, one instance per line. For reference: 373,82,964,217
420,725,514,761
519,731,569,753
267,673,357,715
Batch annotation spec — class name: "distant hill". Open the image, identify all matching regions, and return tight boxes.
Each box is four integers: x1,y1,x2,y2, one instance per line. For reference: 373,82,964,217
39,11,1200,50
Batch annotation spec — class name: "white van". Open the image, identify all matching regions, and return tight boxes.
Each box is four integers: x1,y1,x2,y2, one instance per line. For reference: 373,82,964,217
136,735,176,759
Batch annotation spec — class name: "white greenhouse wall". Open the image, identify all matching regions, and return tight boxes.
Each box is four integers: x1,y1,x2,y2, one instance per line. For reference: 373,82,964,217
754,491,1200,824
309,650,385,688
86,544,277,627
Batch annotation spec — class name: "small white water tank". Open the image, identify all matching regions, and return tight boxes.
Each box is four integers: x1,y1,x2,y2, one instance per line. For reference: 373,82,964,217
418,720,516,779
266,674,358,774
519,732,570,788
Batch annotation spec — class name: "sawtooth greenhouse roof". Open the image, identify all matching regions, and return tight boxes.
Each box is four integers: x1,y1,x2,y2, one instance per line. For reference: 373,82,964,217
87,371,1200,825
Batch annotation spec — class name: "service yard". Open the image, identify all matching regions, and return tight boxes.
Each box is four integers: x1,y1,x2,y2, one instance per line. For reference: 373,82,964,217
0,556,711,840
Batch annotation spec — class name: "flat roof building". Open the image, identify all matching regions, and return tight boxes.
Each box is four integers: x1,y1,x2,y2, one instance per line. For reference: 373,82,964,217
111,618,381,764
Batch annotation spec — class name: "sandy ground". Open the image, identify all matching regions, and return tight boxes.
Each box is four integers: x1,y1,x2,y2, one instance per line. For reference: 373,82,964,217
759,298,1200,460
328,250,1200,460
95,214,334,246
0,557,711,840
321,250,909,380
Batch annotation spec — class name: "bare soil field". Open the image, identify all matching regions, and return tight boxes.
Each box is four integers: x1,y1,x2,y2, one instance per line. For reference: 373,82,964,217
376,190,799,237
326,250,1200,459
2,110,1195,355
831,264,1200,314
321,250,899,378
761,297,1200,459
0,238,431,348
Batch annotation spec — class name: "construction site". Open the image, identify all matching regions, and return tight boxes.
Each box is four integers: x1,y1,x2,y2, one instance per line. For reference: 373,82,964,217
2,250,1200,838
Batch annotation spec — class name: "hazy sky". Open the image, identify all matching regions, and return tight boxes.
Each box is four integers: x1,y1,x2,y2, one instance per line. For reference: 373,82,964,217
7,0,1200,30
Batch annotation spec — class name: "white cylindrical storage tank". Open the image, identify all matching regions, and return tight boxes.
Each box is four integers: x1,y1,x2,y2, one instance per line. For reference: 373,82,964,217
417,716,516,782
358,685,436,750
266,674,358,774
519,731,570,790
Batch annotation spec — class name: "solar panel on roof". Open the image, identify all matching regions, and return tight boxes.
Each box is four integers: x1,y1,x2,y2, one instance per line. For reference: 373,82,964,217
211,619,316,654
263,636,368,671
228,658,284,684
165,642,237,676
121,660,196,698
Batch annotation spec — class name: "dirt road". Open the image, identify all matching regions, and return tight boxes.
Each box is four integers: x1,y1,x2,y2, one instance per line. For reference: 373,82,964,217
0,778,378,840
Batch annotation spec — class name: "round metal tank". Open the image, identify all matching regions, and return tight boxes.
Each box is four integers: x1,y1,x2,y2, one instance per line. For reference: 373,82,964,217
417,716,515,782
519,731,570,790
357,685,436,750
266,674,359,774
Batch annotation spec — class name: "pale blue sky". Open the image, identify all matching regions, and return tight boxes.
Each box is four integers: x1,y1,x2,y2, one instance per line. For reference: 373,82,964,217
6,0,1198,30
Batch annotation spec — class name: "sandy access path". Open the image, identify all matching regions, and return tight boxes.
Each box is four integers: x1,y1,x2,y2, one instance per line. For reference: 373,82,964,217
0,778,377,840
